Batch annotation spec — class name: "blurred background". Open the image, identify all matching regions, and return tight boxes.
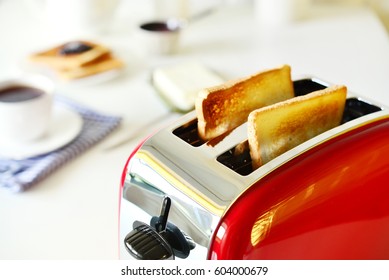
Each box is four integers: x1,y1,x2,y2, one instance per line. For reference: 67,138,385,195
1,0,389,260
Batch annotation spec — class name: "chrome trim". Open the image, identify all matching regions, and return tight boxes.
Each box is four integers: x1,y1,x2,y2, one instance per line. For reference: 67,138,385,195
121,77,389,254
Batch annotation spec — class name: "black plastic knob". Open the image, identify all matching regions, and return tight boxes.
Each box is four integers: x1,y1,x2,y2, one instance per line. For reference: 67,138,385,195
124,221,174,260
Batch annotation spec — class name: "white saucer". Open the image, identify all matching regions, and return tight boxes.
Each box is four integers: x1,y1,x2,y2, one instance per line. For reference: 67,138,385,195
0,105,83,159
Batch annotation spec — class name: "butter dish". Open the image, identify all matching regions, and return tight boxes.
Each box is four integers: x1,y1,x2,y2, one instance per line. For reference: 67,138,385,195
152,61,224,112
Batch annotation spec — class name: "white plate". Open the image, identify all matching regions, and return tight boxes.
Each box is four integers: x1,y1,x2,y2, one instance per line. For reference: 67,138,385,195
20,60,123,88
0,105,83,159
60,68,122,87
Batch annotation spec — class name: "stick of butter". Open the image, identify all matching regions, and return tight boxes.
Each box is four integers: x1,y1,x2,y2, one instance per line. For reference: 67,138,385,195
152,61,224,112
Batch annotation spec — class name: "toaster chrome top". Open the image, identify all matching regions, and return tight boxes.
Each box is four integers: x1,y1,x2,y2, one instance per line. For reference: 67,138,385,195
122,77,388,249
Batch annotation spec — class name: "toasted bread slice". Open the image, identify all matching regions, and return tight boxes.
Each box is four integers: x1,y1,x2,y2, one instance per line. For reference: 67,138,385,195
248,85,347,169
56,53,124,80
195,65,294,141
29,41,110,69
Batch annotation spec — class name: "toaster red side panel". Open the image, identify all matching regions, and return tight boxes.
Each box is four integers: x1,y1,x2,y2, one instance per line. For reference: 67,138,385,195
208,119,389,260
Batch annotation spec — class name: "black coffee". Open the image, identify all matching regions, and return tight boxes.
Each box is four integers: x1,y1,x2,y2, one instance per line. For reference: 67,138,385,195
0,86,44,103
140,22,176,32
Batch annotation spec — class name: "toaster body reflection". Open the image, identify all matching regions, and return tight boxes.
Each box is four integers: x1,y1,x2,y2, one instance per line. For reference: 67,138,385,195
119,78,389,260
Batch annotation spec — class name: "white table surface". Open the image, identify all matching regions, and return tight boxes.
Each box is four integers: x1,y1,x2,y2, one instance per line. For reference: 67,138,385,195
1,0,389,259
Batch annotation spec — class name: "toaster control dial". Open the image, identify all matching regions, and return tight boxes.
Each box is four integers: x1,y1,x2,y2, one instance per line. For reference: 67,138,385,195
123,196,195,260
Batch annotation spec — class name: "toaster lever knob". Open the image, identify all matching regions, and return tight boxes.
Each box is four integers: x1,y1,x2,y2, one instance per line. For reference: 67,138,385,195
154,196,171,232
150,197,195,259
123,196,195,260
124,221,174,260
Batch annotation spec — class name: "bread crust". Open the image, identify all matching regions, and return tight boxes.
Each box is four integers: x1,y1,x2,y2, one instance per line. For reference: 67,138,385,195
29,41,123,80
56,53,124,80
195,65,294,141
29,41,110,69
247,85,347,169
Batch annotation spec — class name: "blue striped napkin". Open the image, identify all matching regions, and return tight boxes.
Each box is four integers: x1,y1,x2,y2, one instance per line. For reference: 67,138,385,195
0,95,122,192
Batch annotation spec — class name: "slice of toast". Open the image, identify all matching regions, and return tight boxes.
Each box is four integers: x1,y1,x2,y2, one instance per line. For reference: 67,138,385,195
29,41,110,69
247,85,347,169
195,65,294,141
56,53,124,80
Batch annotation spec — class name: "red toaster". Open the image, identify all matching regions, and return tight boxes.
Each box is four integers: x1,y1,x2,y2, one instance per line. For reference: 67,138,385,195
119,77,389,260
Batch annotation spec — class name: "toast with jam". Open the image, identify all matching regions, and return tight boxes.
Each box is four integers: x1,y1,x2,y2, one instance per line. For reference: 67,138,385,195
29,41,110,69
57,53,124,80
29,41,123,80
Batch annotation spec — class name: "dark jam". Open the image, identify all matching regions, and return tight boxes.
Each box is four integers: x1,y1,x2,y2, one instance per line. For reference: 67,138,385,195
58,41,93,55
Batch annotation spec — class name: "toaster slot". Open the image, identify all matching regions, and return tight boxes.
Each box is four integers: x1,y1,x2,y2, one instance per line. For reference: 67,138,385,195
342,98,381,123
217,97,382,176
173,79,329,147
172,119,205,147
293,78,327,96
172,79,382,150
217,140,253,176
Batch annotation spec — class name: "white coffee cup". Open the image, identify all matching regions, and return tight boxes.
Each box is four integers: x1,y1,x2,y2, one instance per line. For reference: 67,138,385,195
0,75,54,143
137,19,185,55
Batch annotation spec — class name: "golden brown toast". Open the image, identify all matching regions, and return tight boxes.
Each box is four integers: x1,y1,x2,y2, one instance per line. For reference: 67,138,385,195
247,85,347,169
56,53,124,80
29,41,110,69
195,65,294,141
